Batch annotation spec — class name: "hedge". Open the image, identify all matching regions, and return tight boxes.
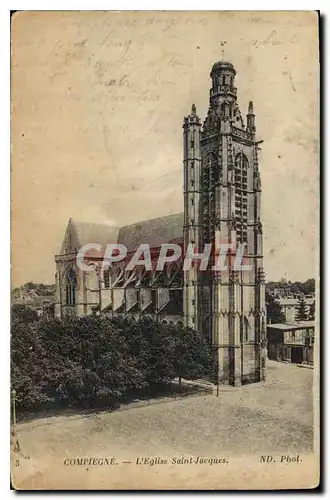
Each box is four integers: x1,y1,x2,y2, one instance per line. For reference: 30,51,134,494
11,307,212,411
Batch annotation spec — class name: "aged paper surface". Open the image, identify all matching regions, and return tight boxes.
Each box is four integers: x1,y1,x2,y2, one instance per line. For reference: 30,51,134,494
11,11,319,490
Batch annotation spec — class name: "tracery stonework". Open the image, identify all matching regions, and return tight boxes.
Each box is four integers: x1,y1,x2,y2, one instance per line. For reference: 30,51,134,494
55,60,266,386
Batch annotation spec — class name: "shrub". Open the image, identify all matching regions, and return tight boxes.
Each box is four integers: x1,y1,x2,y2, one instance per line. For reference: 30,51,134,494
11,310,213,412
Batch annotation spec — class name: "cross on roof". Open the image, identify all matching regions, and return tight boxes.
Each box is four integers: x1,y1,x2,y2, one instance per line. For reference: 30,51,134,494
220,41,227,61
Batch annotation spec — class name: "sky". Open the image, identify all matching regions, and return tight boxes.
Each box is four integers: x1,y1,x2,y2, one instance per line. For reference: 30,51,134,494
11,11,319,286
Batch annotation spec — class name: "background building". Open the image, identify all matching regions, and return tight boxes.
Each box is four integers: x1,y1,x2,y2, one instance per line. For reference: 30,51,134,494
278,297,315,323
267,321,314,365
12,292,55,317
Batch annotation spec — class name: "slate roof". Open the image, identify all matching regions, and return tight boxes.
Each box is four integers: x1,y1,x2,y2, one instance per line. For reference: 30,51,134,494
278,297,314,306
72,221,120,247
267,321,315,331
118,213,184,252
61,213,184,255
211,60,236,75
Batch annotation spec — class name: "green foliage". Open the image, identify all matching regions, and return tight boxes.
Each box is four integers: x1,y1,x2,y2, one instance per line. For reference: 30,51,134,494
11,282,55,299
309,301,315,320
11,312,213,412
171,323,212,382
265,292,285,324
295,295,309,322
11,304,39,324
265,278,315,297
11,319,53,408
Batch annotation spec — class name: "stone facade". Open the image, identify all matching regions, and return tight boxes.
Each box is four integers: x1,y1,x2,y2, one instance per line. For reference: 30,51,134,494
183,61,266,386
55,59,266,386
54,215,184,322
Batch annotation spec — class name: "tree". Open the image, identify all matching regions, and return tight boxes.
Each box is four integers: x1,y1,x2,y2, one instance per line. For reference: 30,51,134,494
291,282,303,296
171,324,212,388
295,295,309,322
265,292,285,324
265,278,315,298
11,304,38,324
300,279,315,296
309,300,315,321
11,313,214,412
11,318,53,409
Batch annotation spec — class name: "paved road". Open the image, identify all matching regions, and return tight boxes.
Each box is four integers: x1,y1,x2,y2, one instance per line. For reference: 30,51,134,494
12,360,315,489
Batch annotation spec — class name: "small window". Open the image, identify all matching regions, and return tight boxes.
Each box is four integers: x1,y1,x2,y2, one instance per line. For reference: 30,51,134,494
244,317,249,341
190,179,194,187
190,140,194,148
191,198,194,206
191,162,194,169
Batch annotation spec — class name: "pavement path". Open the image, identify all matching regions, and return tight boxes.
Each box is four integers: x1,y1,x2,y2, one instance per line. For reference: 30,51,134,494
12,360,315,489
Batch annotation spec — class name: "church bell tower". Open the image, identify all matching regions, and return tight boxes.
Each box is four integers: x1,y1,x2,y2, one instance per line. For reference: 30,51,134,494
183,60,266,386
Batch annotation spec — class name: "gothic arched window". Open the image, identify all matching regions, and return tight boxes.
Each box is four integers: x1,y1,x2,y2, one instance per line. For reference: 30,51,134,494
234,152,249,243
244,316,250,342
65,268,76,306
203,151,218,245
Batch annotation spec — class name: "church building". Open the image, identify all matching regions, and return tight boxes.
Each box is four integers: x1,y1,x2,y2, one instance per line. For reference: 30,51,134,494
55,59,266,386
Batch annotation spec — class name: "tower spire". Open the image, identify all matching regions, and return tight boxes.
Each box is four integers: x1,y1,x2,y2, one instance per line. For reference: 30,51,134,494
247,100,256,134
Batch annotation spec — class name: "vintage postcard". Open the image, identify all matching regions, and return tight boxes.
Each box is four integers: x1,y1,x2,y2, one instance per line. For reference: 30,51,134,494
11,10,320,490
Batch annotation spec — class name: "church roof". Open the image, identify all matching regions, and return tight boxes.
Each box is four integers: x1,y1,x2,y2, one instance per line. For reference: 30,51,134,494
119,213,184,252
59,213,184,255
278,297,314,306
267,321,315,331
211,60,236,75
73,220,120,247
